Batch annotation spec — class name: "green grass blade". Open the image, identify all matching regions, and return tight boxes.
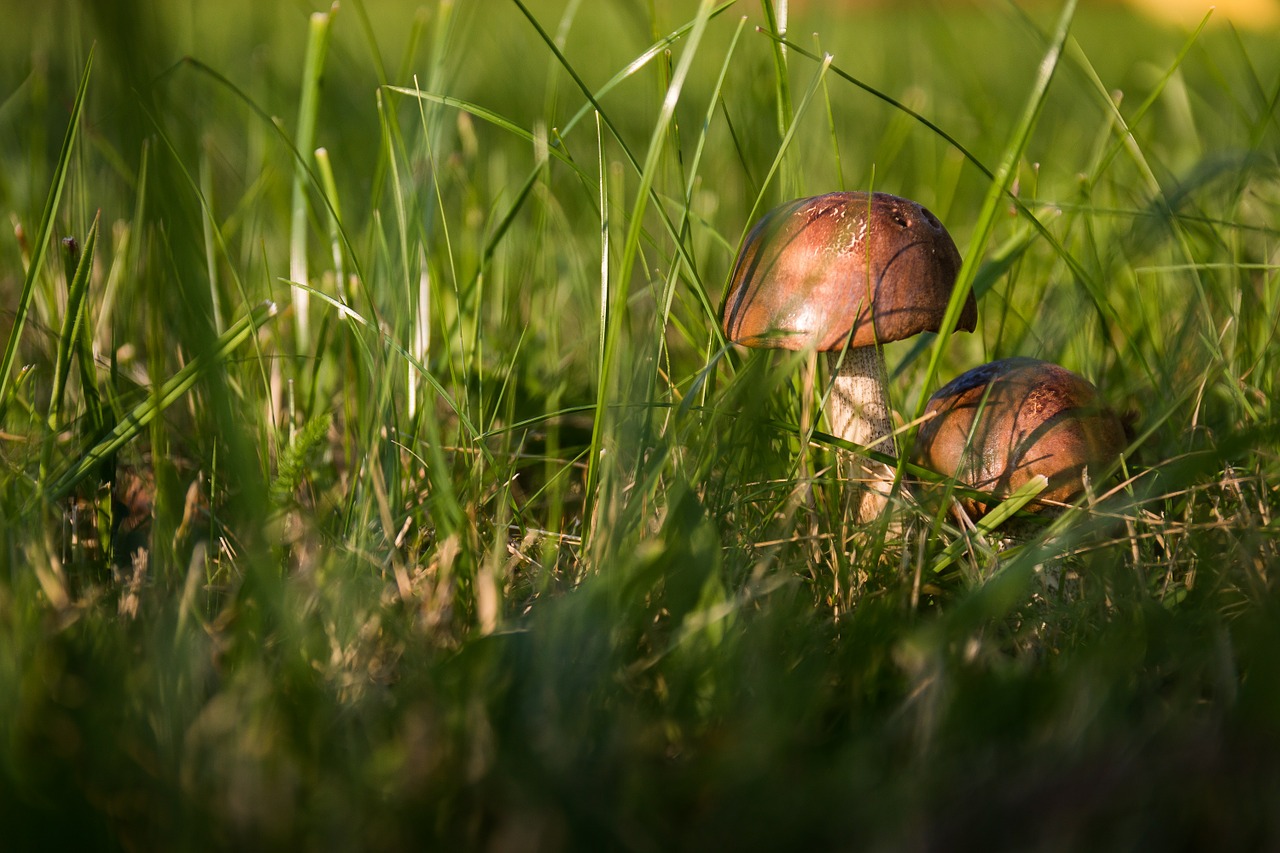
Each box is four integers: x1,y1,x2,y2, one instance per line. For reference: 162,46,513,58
582,111,612,546
915,0,1078,420
652,16,747,363
290,3,337,352
548,0,739,144
509,0,725,334
160,56,371,306
0,46,93,418
198,147,225,336
742,53,833,237
47,212,100,434
929,476,1049,576
581,0,717,551
759,0,795,160
400,3,740,344
313,147,349,319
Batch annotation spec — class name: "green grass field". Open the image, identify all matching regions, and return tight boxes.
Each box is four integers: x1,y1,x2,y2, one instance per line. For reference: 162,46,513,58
2,0,1278,848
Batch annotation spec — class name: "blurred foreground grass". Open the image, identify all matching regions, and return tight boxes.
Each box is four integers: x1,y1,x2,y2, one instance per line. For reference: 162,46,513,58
1,0,1278,849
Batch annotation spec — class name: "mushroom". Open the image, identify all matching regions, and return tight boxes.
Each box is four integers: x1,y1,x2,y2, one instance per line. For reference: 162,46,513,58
911,357,1127,515
722,191,977,520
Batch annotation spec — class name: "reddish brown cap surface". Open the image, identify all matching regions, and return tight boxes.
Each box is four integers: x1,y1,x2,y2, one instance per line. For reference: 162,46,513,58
912,357,1127,509
722,192,975,350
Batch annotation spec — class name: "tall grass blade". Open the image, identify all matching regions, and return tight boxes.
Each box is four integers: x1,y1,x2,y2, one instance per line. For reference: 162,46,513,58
915,0,1078,421
0,46,93,418
290,3,337,352
198,147,225,335
509,0,724,330
582,0,717,551
293,283,486,449
47,212,100,435
742,53,833,234
760,0,793,137
583,111,610,543
314,147,350,319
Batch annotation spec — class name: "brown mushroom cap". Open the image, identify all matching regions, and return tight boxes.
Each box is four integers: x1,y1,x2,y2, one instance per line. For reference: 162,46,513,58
912,357,1127,509
722,191,976,350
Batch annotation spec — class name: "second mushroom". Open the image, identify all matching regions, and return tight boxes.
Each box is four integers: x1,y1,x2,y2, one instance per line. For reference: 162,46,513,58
911,356,1128,516
722,191,977,521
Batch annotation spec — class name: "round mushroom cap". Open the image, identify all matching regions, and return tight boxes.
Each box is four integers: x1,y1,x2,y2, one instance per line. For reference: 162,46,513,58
912,357,1128,510
721,192,976,351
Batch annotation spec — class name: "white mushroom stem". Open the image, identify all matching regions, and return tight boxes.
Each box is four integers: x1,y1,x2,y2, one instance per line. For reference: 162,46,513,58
826,346,899,522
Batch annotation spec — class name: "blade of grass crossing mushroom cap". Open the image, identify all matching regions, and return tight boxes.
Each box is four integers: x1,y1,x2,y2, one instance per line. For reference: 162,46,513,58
0,47,93,421
914,0,1078,432
929,475,1048,576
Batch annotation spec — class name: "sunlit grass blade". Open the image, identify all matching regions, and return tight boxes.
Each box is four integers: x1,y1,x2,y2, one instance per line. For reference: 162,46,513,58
616,0,715,337
814,33,845,190
652,14,747,371
199,146,225,335
374,86,417,431
759,0,796,187
928,475,1048,575
581,0,717,551
0,46,93,418
541,0,739,144
289,3,337,352
314,147,350,320
405,69,459,420
396,3,741,344
582,111,610,543
382,87,589,180
159,56,370,302
1059,7,1211,194
915,0,1079,419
